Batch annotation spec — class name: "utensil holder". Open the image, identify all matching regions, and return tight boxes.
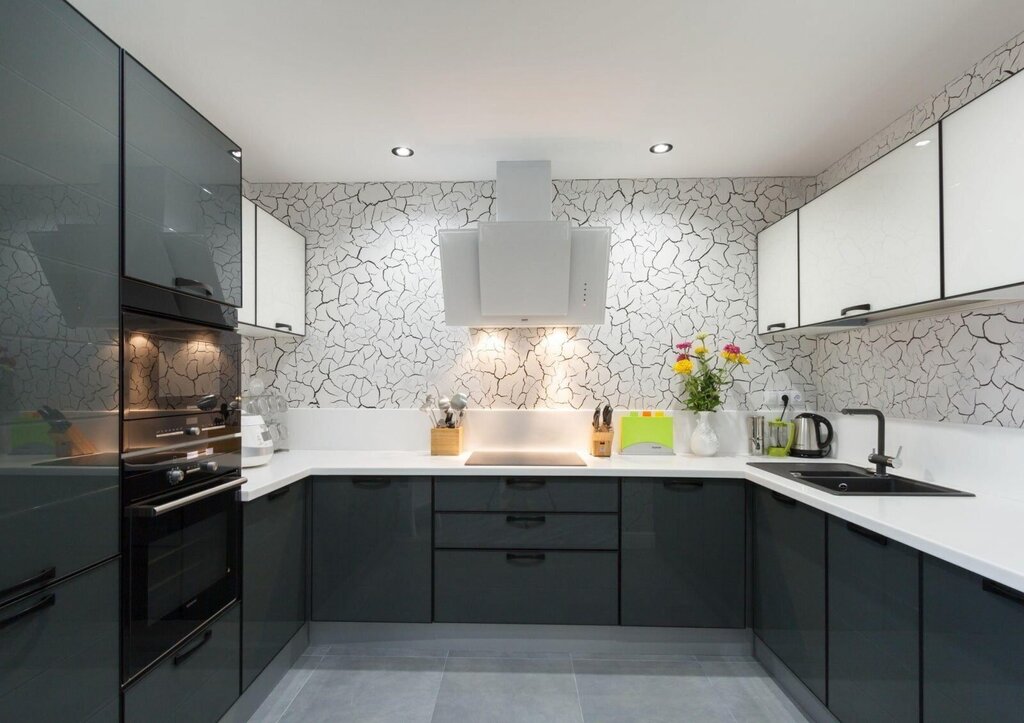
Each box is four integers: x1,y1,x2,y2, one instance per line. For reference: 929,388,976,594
431,427,463,456
591,429,614,457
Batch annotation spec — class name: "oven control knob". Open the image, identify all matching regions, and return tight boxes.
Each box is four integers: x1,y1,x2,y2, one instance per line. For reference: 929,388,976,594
200,461,219,473
166,468,185,484
185,426,201,436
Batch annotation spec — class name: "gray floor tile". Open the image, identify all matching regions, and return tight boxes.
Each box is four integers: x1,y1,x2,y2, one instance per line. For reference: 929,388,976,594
326,643,448,658
571,651,699,663
573,657,733,723
278,655,445,723
700,659,811,723
448,649,571,660
431,656,583,723
248,655,325,723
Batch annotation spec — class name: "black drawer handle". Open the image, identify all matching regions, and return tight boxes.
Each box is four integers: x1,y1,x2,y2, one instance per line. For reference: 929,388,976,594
267,486,290,500
770,491,796,506
173,629,213,666
840,303,871,316
174,277,214,297
766,323,787,331
846,521,888,546
506,553,546,565
506,478,546,490
353,477,391,488
1,566,56,601
663,479,703,490
506,515,546,527
0,594,55,631
982,578,1024,607
275,323,293,331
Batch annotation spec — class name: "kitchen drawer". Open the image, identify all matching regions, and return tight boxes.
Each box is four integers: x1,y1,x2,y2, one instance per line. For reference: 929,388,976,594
434,476,618,512
434,550,618,625
124,604,240,723
0,558,118,722
434,512,618,550
0,469,119,607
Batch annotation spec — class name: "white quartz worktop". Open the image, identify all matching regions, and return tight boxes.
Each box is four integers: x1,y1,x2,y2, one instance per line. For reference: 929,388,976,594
240,449,1024,594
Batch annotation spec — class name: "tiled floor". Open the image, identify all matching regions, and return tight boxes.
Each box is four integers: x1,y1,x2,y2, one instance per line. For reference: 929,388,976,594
248,646,810,722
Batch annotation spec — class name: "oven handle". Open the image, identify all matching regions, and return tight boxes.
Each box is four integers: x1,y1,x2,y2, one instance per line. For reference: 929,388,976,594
127,477,247,517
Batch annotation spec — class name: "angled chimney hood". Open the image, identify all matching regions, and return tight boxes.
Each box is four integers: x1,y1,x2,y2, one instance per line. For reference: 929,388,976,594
439,161,610,327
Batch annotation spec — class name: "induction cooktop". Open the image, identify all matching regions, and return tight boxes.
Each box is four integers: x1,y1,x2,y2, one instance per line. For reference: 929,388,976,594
465,450,586,467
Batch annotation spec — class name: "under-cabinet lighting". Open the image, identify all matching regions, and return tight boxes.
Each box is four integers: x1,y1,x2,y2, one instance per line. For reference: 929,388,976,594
649,143,673,154
391,146,415,157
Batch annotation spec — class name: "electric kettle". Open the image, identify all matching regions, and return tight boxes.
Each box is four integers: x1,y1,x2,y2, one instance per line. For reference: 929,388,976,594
790,413,834,458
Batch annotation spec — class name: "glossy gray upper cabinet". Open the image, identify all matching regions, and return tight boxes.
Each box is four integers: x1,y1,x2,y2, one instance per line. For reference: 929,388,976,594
756,213,799,334
0,559,119,722
312,477,432,622
922,556,1024,722
123,54,241,306
942,70,1024,298
752,487,827,702
242,482,306,691
799,125,940,326
621,479,745,628
828,518,919,723
0,0,120,599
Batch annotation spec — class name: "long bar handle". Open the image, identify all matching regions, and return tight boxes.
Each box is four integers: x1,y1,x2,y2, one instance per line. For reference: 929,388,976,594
128,477,246,517
0,594,55,630
0,567,56,601
174,277,214,297
840,303,871,316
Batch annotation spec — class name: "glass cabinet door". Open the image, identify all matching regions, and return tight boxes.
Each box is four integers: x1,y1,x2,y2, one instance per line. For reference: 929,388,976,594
123,54,241,306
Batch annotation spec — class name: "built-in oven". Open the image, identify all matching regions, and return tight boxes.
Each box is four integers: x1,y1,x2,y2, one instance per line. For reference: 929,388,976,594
120,309,244,682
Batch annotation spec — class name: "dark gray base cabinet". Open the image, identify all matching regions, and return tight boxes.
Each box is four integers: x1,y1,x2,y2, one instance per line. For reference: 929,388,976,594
752,487,827,702
434,477,618,512
123,604,240,723
434,550,618,625
242,482,306,691
0,559,118,722
312,476,432,622
828,518,920,723
621,478,745,628
923,556,1024,722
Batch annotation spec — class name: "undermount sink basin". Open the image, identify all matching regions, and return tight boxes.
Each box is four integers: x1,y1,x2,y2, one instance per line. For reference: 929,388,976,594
749,462,973,497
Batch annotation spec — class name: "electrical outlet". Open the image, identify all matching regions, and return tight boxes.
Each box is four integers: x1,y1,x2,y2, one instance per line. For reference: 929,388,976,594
767,389,803,406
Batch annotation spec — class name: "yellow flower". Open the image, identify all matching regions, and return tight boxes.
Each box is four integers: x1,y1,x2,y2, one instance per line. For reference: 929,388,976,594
738,354,750,365
695,331,709,341
673,358,694,375
721,351,738,362
693,345,708,357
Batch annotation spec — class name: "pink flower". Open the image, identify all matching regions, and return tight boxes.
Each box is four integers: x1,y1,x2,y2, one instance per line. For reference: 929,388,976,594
676,353,690,362
723,343,741,356
676,341,692,351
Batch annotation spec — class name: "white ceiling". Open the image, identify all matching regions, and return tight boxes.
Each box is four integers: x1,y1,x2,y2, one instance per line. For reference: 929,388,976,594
72,0,1024,183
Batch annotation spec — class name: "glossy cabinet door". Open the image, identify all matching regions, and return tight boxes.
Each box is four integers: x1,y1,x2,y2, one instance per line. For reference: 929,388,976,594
123,54,241,306
0,559,118,722
942,70,1024,297
242,482,306,691
752,487,827,702
254,207,305,335
238,198,256,325
828,519,919,723
757,212,799,333
799,125,940,325
124,605,241,723
922,556,1024,722
0,0,120,600
312,477,431,622
621,479,745,628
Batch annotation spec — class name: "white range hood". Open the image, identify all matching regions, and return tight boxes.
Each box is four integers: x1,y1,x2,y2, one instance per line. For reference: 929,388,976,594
439,161,610,327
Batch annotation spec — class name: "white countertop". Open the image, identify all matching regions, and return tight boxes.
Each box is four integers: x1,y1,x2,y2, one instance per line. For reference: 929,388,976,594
240,449,1024,593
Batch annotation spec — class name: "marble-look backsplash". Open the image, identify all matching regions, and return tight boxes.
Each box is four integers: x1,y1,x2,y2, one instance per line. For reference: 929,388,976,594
809,29,1024,427
243,177,818,410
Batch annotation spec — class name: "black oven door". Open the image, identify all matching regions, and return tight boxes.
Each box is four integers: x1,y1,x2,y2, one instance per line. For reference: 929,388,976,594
124,476,243,681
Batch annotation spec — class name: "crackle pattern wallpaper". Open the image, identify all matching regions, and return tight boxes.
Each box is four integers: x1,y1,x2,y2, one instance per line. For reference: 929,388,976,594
243,177,818,410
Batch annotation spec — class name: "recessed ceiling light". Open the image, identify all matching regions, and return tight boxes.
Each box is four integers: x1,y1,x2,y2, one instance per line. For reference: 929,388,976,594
649,143,673,154
391,146,414,157
915,140,931,147
230,149,242,158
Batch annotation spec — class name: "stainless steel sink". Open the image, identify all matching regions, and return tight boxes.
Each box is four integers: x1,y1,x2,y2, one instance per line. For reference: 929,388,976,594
748,462,973,496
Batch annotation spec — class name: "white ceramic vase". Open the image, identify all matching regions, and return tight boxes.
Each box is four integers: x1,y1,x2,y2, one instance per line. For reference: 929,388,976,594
690,411,720,456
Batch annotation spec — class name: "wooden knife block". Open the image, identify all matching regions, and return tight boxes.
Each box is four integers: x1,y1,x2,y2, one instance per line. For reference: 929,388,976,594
431,427,463,456
591,429,614,457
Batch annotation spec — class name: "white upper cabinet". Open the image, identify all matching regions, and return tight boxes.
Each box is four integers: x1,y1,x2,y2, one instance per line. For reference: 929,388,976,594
799,126,941,326
254,206,306,335
756,212,799,334
239,198,256,325
943,71,1024,298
